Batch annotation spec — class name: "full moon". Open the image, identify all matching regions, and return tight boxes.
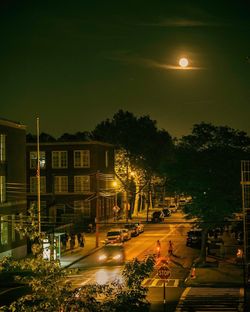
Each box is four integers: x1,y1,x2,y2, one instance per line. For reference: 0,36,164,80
179,57,189,68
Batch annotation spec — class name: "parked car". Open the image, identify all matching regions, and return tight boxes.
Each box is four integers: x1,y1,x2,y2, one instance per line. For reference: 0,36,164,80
98,243,125,264
162,208,171,217
133,222,144,233
151,211,164,223
179,198,187,206
105,229,125,244
186,229,202,247
124,223,139,237
168,203,178,213
120,228,131,241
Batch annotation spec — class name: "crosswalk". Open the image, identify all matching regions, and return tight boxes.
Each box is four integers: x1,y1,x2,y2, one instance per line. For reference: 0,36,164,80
175,287,244,312
142,278,179,288
67,274,180,289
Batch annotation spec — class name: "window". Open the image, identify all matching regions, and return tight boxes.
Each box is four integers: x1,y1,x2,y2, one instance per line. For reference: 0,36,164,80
74,150,90,168
74,200,91,217
0,134,6,162
52,151,68,168
0,216,8,245
54,176,68,193
30,151,46,169
30,176,46,193
0,176,6,203
74,175,90,192
105,150,109,168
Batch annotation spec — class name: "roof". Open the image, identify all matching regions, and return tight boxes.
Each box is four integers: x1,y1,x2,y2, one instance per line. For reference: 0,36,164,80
26,141,113,147
0,118,26,130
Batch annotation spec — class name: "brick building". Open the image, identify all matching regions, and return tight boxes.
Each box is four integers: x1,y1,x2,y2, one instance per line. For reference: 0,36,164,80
26,141,115,233
0,119,27,259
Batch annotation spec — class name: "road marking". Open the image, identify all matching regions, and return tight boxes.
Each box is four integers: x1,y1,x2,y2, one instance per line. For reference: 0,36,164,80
175,287,191,312
141,278,179,287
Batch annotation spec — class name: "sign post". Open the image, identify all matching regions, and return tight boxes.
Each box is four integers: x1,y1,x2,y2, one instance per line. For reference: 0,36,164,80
158,265,171,310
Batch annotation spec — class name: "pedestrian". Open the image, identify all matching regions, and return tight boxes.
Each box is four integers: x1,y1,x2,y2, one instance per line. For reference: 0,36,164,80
168,240,173,256
156,240,161,257
61,233,67,251
70,233,75,253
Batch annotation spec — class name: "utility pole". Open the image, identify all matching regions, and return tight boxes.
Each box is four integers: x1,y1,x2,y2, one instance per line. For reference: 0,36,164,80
126,163,129,223
36,117,41,234
95,171,100,248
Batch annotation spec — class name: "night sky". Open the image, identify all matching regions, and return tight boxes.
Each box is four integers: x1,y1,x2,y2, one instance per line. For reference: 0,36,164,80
1,0,250,139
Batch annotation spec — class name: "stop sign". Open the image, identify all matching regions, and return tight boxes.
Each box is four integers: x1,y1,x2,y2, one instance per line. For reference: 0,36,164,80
158,265,170,279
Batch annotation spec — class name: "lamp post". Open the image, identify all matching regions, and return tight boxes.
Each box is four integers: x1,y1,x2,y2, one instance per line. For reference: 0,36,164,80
95,171,100,248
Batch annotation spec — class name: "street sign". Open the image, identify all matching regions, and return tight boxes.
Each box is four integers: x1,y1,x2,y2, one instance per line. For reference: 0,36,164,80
158,265,170,280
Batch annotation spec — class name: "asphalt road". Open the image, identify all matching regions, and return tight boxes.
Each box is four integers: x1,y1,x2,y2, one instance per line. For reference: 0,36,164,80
68,212,199,311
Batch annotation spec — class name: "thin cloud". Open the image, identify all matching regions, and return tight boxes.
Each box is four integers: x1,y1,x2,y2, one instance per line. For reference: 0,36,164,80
146,17,222,28
108,53,206,71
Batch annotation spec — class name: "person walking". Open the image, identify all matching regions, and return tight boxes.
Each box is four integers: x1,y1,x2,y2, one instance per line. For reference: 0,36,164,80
70,233,75,253
168,240,173,256
156,240,161,257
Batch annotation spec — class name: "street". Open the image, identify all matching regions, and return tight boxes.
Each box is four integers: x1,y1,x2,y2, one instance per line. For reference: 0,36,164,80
68,211,199,311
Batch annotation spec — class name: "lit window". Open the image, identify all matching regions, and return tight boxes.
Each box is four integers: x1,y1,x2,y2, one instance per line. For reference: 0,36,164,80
30,176,46,193
0,176,6,203
54,176,68,193
52,151,68,168
74,200,91,217
0,134,6,162
74,175,90,192
30,151,46,169
74,150,90,168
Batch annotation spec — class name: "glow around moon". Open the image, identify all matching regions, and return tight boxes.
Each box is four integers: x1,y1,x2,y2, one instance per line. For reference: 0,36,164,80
179,57,189,68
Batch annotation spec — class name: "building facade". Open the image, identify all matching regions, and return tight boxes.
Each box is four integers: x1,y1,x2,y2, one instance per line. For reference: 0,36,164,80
0,119,27,259
26,141,115,233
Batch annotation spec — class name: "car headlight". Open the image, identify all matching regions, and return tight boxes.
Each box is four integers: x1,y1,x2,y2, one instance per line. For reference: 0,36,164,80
113,254,122,260
99,254,107,261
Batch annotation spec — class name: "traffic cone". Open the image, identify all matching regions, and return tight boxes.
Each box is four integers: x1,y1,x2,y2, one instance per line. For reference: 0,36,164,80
191,267,196,279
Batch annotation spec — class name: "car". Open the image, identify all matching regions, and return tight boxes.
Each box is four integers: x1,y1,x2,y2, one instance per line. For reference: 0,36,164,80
133,222,144,233
151,211,164,223
179,198,187,206
98,243,125,264
162,208,171,217
186,229,202,247
168,203,178,213
120,228,131,241
105,229,125,244
124,223,139,237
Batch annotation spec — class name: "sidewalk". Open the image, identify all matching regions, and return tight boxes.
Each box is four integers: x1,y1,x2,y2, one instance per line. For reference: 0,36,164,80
185,231,244,287
60,229,107,268
59,210,151,268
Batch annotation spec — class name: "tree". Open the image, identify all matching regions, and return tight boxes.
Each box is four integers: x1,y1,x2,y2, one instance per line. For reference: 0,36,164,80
26,132,56,143
92,110,174,213
92,109,174,174
57,131,91,142
164,122,250,262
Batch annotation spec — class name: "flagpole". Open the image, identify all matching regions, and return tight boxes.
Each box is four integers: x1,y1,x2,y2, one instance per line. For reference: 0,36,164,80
36,117,41,234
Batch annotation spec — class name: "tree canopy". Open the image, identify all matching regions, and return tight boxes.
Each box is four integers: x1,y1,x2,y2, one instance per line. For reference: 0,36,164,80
91,109,174,174
165,122,250,225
